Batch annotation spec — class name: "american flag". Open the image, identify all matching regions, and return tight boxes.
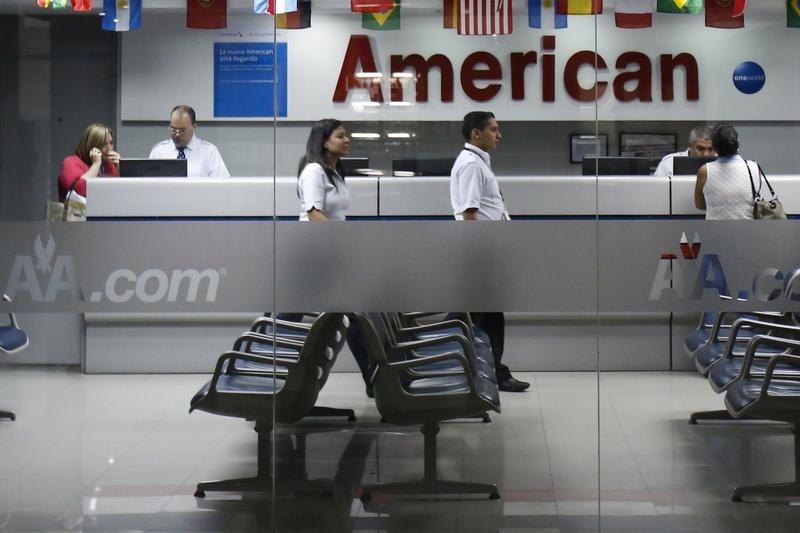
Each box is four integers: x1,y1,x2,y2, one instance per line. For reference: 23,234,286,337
458,0,513,35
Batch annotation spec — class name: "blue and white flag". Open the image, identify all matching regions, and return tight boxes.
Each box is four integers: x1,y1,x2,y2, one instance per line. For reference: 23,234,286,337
255,0,298,14
102,0,142,32
529,0,567,29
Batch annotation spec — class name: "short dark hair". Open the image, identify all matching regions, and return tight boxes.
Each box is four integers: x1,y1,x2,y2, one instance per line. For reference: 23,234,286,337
461,111,495,141
711,123,739,157
170,105,197,125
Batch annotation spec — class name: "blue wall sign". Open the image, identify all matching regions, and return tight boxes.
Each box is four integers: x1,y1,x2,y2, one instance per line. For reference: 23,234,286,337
214,42,287,117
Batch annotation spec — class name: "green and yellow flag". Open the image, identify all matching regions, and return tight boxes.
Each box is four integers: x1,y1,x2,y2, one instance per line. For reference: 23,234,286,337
363,1,400,30
657,0,701,14
789,0,800,28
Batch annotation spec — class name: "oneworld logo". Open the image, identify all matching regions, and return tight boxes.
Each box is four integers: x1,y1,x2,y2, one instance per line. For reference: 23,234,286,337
4,235,224,304
649,232,799,303
732,61,766,95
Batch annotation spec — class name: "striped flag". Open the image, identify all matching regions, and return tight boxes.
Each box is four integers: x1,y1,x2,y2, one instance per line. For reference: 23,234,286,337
789,0,800,28
556,0,602,14
72,0,92,10
269,0,297,14
657,0,701,14
102,0,142,31
351,0,394,12
705,0,743,28
615,0,653,28
529,0,567,29
276,0,310,28
443,0,459,28
363,1,400,30
458,0,514,35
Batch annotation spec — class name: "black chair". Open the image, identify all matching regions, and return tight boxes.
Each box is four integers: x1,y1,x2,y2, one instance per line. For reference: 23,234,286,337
189,312,347,498
724,335,800,502
0,295,29,421
355,313,501,501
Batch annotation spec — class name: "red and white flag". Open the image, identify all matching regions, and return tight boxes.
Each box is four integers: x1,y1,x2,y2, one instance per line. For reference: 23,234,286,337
71,0,92,10
458,0,513,35
615,0,653,28
351,0,394,12
732,0,747,17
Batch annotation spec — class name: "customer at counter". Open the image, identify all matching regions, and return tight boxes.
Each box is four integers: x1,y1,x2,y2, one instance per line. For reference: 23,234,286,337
450,111,530,393
58,123,120,202
289,119,373,395
694,123,756,220
148,105,230,178
654,126,715,177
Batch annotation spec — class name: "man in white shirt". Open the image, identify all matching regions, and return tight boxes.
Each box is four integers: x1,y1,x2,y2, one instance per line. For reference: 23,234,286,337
149,105,230,178
653,126,715,177
450,111,529,393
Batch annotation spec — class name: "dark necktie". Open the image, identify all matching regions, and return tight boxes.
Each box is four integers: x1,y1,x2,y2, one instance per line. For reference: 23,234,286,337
177,148,186,160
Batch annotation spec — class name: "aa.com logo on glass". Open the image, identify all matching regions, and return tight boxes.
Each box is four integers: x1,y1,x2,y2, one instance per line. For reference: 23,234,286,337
3,235,224,304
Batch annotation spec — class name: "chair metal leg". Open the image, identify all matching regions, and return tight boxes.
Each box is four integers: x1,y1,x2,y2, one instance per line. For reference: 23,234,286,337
0,410,15,421
732,422,800,503
309,405,356,422
360,422,500,502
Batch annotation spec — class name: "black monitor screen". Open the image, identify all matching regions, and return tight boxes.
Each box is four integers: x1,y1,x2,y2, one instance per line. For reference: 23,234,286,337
392,158,455,177
672,156,717,176
581,156,652,176
119,158,188,177
340,157,370,176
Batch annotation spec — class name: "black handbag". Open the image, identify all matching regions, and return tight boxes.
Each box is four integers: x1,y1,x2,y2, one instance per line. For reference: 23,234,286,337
746,161,788,220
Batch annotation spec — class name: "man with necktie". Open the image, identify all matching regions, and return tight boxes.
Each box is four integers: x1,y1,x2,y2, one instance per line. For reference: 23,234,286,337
149,105,230,177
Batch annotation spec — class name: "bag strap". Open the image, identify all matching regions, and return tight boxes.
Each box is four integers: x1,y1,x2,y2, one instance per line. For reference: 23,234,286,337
756,162,777,198
744,159,758,200
62,176,83,222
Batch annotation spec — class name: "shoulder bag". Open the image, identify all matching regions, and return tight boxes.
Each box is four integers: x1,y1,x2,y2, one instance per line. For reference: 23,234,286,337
745,160,788,220
45,177,87,222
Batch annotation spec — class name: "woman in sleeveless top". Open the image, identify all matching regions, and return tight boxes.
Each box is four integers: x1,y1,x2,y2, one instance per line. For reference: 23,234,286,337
694,123,757,220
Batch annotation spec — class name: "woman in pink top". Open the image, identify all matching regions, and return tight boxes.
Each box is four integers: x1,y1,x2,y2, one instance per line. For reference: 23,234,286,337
58,123,121,202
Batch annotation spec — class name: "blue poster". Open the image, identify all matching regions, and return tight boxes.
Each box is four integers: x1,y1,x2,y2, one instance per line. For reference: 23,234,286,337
214,42,287,118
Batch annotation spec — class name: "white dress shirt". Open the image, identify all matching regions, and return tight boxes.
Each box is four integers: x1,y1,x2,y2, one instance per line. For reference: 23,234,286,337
148,134,230,178
297,162,350,221
450,143,508,220
653,149,690,177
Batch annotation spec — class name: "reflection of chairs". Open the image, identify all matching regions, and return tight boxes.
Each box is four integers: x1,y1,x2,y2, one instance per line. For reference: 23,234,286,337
0,295,29,421
355,313,501,501
724,336,800,502
189,313,347,498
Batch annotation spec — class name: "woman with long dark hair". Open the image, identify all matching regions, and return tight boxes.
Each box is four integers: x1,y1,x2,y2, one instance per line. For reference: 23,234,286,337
297,118,350,221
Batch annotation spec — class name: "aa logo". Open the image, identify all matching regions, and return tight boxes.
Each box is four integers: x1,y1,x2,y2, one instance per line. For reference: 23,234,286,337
4,234,82,302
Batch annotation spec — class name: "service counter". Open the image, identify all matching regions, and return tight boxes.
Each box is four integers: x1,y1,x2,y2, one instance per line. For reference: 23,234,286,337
81,175,800,374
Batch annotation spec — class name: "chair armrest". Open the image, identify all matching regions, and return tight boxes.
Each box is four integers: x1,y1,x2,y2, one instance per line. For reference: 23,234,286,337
210,350,281,387
250,316,312,334
233,331,305,352
393,319,473,340
738,335,800,383
388,350,471,375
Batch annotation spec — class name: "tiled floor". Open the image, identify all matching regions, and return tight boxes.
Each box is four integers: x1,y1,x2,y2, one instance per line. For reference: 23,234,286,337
1,366,800,531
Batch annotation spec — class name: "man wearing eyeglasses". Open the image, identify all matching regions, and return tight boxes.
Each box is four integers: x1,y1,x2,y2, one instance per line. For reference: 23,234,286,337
149,105,230,177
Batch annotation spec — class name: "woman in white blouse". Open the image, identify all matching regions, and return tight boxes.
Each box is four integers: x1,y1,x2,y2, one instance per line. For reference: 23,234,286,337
297,119,351,221
695,123,757,220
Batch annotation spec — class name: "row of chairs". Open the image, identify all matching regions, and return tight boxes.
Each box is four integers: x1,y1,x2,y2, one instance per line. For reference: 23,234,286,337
684,270,800,502
189,311,502,501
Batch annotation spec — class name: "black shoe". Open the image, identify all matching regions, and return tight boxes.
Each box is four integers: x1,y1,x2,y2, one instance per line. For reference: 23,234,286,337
498,377,530,392
366,384,374,398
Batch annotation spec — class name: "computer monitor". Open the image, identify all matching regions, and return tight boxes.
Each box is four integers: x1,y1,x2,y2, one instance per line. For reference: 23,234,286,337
581,156,652,176
119,158,188,177
392,158,455,177
672,156,717,176
340,157,370,176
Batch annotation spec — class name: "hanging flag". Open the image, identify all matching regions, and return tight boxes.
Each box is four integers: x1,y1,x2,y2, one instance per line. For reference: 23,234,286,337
657,0,701,14
789,0,800,28
72,0,92,10
37,0,52,7
268,0,297,14
458,0,514,35
254,0,268,13
102,0,141,31
615,0,652,28
443,0,459,28
732,0,746,17
556,0,602,14
351,0,393,12
529,0,567,29
276,0,310,28
705,0,743,28
187,0,227,29
52,0,68,8
363,1,400,30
